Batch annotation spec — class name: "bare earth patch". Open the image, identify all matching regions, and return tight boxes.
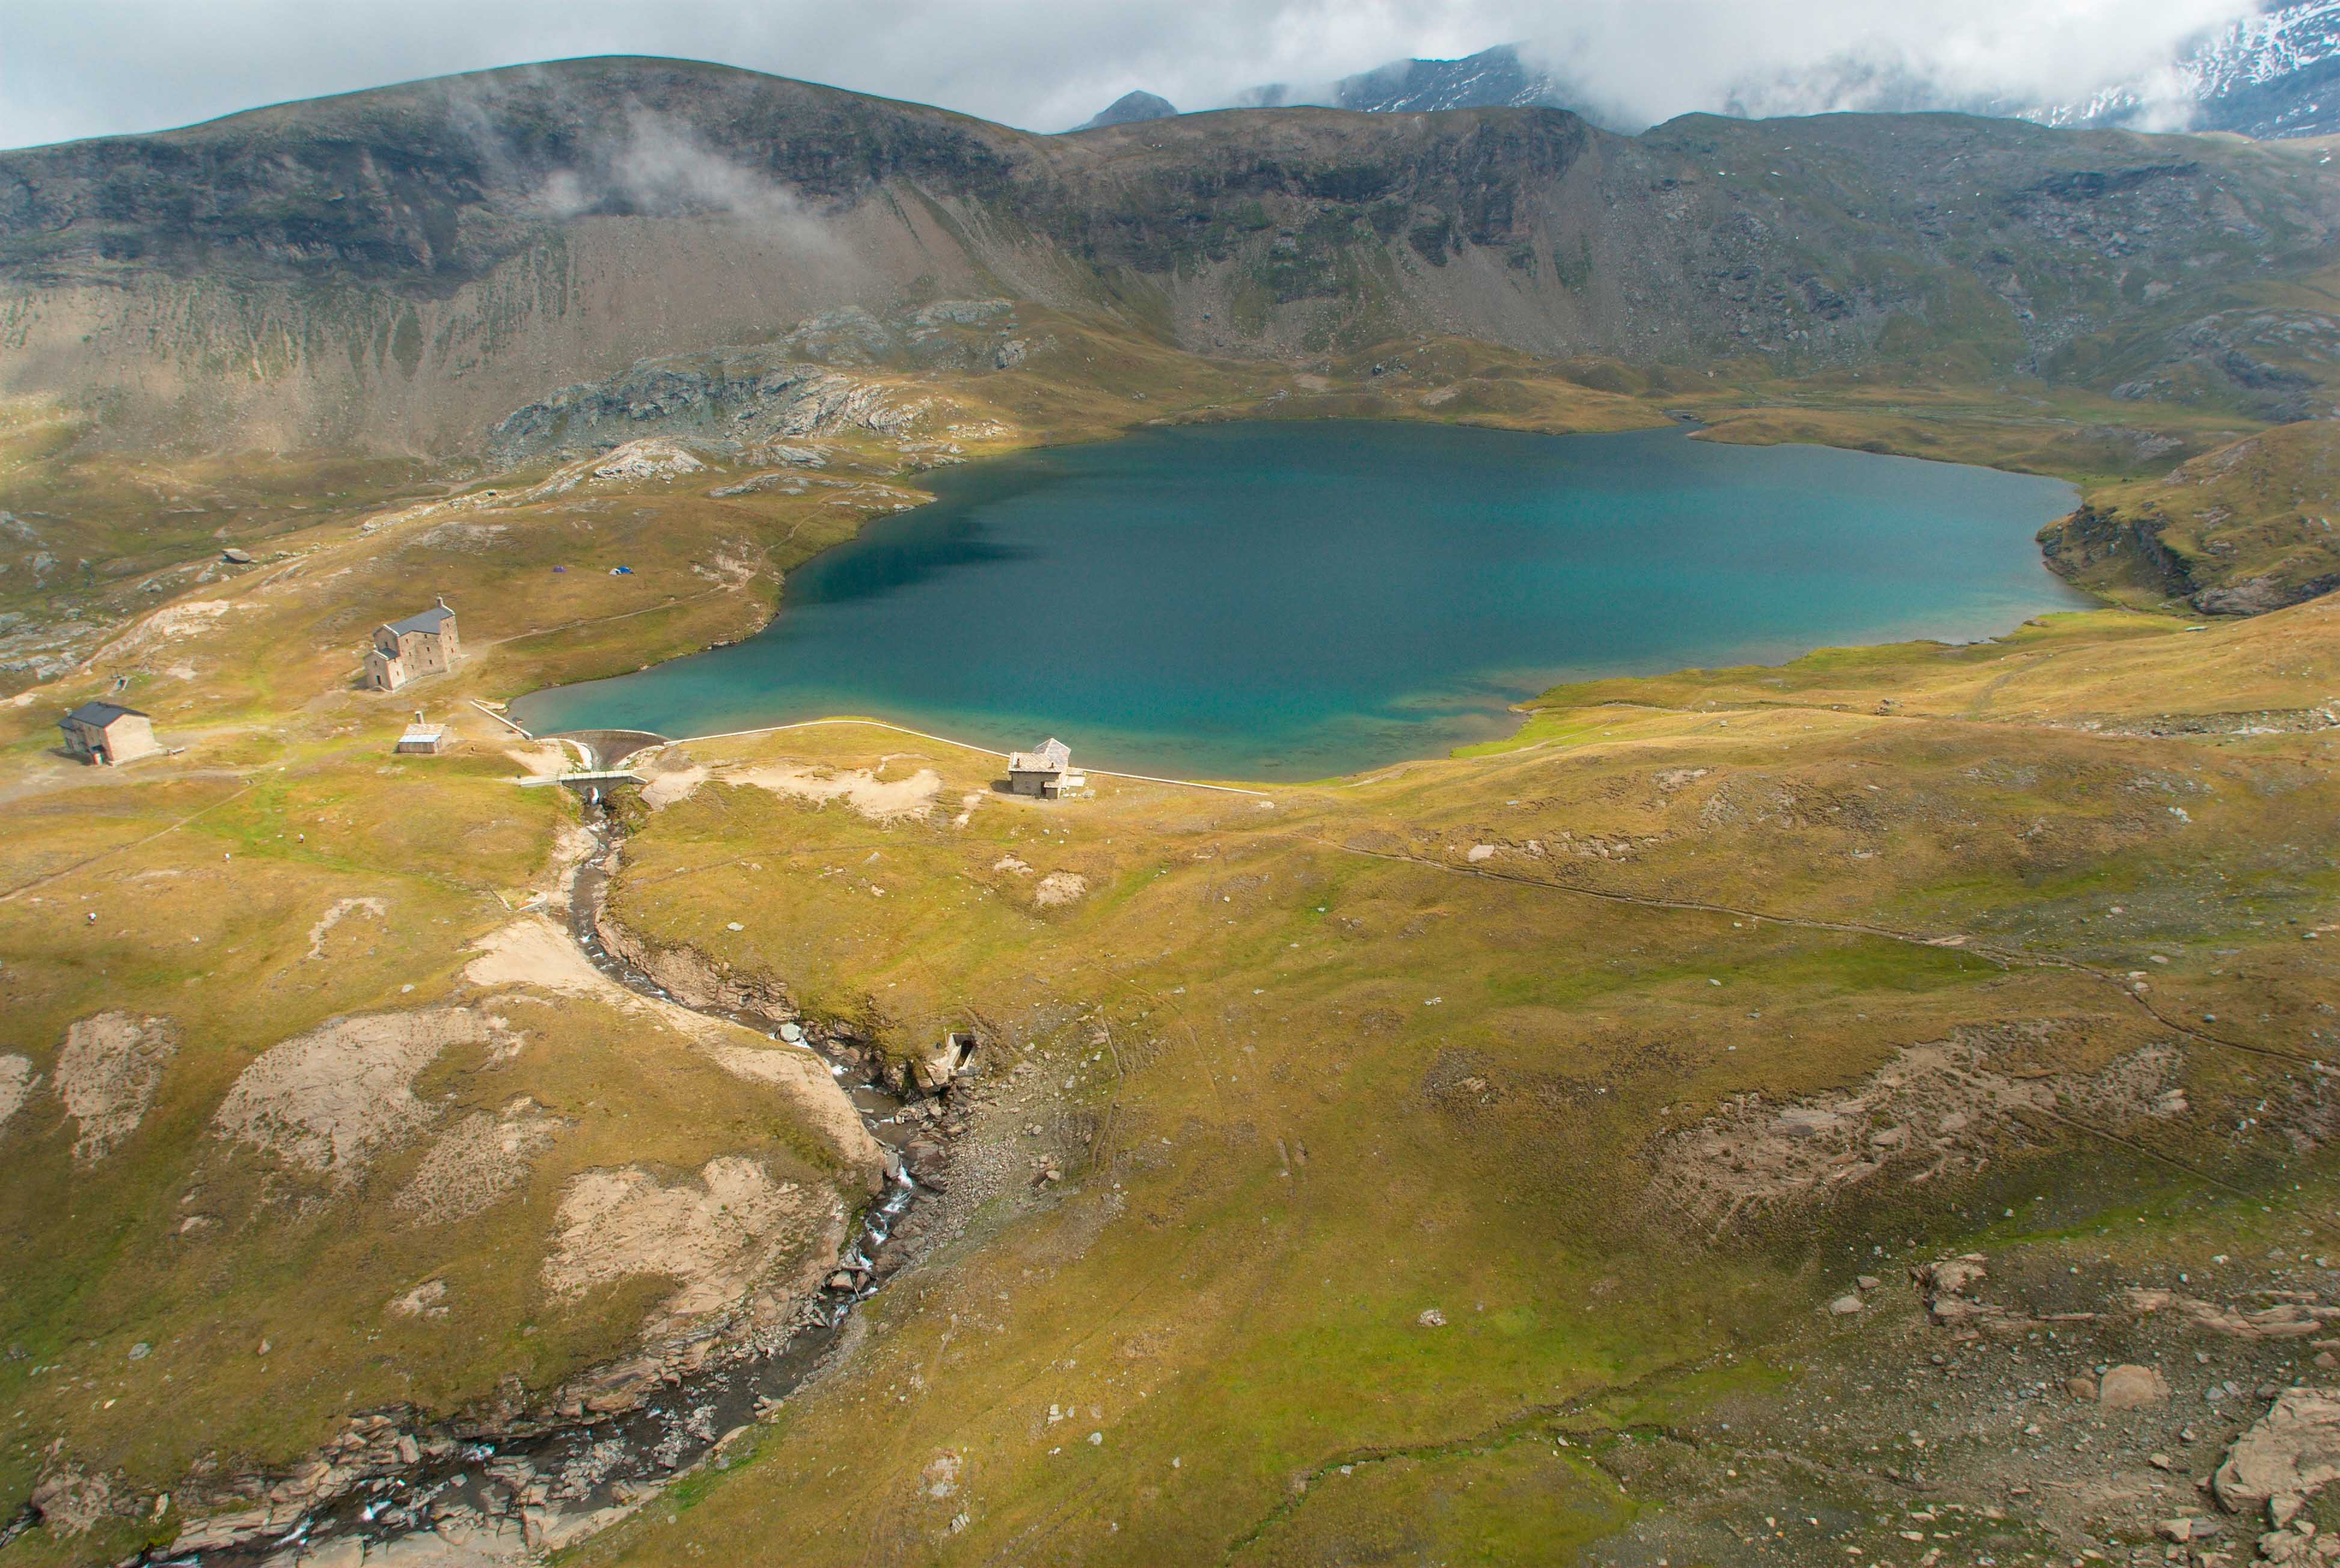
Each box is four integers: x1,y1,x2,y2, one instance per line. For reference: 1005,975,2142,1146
394,1097,566,1226
536,820,601,904
304,896,387,960
89,598,253,664
723,762,941,822
1646,1027,2187,1233
0,1054,35,1129
1034,871,1089,907
698,1043,883,1183
504,742,573,780
638,762,709,810
468,914,723,1040
213,1008,491,1181
57,1012,179,1162
543,1157,836,1330
465,914,637,1006
387,1279,450,1320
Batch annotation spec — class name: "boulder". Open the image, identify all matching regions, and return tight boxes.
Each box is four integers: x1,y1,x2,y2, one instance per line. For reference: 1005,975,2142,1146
2130,1288,2340,1340
2214,1388,2340,1512
2100,1364,2172,1410
171,1507,275,1553
1913,1255,1989,1296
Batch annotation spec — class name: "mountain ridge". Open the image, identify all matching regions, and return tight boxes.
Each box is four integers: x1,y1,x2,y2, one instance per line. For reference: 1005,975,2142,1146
2,55,2336,454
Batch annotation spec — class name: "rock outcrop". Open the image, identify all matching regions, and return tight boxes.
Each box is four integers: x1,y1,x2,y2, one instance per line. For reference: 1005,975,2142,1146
488,349,943,467
2214,1386,2340,1511
2039,421,2340,616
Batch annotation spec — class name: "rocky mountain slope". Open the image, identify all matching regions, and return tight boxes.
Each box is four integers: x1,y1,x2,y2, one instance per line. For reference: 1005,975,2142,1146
1070,90,1176,132
2,55,2336,455
1239,41,1575,117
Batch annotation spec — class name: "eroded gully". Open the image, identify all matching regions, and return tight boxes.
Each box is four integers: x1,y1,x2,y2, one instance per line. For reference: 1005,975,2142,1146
152,801,937,1567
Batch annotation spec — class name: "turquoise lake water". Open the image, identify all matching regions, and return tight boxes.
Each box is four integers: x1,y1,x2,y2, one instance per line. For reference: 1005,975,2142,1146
509,421,2088,780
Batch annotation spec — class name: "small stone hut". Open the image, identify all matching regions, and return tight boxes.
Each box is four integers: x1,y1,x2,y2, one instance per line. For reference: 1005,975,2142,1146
1006,738,1085,798
364,598,460,692
394,712,449,755
59,701,162,766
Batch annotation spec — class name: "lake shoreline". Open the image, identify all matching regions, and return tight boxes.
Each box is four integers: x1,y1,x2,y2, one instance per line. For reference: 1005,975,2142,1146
509,420,2093,783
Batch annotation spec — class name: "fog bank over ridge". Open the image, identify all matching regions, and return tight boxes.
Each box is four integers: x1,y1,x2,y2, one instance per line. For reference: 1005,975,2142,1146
0,0,2272,150
1512,0,2259,130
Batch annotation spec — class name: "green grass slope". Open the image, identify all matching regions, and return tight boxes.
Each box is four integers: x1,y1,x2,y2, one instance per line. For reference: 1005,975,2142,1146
2041,418,2340,613
568,595,2339,1567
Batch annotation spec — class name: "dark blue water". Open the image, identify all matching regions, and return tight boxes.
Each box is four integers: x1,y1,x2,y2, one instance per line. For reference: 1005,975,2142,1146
510,421,2086,780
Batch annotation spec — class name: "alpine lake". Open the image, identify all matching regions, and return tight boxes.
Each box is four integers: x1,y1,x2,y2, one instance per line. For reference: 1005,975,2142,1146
510,420,2090,780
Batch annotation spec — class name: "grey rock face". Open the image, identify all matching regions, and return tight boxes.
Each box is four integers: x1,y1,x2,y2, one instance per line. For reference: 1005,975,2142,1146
486,300,1020,463
1072,91,1178,132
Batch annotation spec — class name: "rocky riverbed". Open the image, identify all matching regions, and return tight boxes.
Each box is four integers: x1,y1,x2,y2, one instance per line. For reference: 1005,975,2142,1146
117,803,986,1568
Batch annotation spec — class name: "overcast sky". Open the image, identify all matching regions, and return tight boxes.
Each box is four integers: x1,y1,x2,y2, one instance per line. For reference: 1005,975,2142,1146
0,0,2259,150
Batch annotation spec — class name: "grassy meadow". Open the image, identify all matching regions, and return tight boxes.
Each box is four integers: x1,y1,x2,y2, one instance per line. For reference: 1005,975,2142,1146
0,323,2333,1563
570,592,2338,1564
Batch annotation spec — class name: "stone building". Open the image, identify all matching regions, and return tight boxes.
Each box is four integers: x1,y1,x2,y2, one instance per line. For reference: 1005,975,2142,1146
59,701,162,766
1006,737,1085,798
364,598,459,691
394,712,449,755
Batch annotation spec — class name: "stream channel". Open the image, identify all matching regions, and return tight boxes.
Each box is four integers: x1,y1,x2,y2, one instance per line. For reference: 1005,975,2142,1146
154,790,936,1566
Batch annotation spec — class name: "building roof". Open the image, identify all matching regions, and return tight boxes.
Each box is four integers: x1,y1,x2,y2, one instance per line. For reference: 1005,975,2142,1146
62,700,145,728
1008,737,1071,773
384,603,455,637
399,721,447,743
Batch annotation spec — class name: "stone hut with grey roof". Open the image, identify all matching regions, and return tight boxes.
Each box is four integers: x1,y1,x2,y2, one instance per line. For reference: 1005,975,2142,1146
59,701,161,766
1006,737,1085,798
364,597,460,692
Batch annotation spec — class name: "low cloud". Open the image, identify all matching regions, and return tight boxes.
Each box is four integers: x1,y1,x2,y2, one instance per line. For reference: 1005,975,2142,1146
531,105,830,245
426,74,837,245
0,0,2270,152
1508,0,2257,130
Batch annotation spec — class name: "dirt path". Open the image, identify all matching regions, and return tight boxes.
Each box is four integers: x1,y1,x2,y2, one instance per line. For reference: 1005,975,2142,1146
0,780,255,904
482,580,752,654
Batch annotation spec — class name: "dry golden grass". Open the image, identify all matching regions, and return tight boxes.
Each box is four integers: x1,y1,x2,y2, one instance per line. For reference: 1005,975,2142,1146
0,325,2335,1563
572,593,2338,1566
